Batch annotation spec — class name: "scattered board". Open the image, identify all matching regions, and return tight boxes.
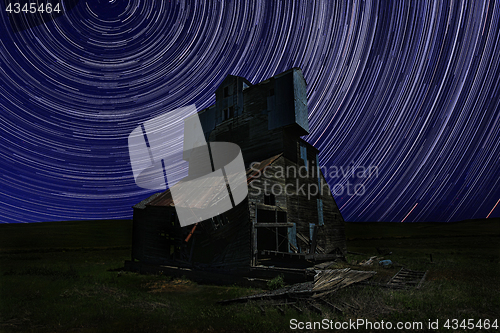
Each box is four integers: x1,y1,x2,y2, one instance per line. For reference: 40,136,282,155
387,268,427,289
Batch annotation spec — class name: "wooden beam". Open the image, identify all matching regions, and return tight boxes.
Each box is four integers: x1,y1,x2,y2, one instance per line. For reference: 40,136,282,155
304,253,339,260
254,223,295,228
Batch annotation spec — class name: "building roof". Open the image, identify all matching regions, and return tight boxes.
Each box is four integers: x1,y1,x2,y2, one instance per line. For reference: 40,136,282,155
132,192,163,209
197,67,306,116
135,153,283,209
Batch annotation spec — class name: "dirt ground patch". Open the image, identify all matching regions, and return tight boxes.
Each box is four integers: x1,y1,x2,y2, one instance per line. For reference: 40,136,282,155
146,278,197,293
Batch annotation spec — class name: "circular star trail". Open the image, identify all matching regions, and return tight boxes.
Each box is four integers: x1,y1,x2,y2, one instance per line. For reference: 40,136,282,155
0,0,499,223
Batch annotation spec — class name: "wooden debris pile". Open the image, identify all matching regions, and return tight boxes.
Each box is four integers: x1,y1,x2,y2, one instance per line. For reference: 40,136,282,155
220,266,429,316
311,268,376,298
219,268,376,305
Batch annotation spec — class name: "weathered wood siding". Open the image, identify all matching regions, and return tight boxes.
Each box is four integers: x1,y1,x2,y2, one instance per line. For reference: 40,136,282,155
208,70,306,166
248,153,347,256
210,79,285,165
193,199,251,271
317,171,347,254
283,153,320,253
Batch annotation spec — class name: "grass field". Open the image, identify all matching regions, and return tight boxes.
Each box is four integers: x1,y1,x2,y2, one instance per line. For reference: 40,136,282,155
0,218,498,332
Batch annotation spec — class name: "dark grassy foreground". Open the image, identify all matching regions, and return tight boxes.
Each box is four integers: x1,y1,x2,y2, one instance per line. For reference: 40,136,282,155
0,219,499,332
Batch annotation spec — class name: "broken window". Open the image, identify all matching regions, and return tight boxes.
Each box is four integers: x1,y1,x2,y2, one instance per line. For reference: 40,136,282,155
256,208,289,253
257,226,289,252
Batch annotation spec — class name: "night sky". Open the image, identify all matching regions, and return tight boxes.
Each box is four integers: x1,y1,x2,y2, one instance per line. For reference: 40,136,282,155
1,0,499,224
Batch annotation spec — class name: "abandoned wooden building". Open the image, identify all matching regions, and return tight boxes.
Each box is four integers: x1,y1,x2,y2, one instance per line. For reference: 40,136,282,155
126,68,347,276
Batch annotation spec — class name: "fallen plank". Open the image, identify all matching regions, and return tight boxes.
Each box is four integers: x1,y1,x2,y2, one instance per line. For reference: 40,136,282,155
307,301,323,315
291,304,303,314
416,271,428,289
317,297,343,313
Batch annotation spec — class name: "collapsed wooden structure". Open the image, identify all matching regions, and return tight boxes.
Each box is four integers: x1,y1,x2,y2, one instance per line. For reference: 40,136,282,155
218,268,377,304
126,68,347,280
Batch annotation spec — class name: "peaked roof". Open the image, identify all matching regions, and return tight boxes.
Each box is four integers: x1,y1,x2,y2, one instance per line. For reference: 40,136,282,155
218,74,252,88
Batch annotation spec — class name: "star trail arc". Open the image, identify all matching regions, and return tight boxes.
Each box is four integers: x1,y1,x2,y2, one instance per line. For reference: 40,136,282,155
0,0,499,223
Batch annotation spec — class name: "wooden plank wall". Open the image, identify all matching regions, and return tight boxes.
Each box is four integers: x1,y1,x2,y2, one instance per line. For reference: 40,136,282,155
209,79,286,166
284,144,347,255
317,170,347,254
284,154,320,253
197,199,252,271
247,154,347,257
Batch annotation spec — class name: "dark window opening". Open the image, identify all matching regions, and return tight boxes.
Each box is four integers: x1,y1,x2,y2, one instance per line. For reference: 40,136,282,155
269,88,274,96
257,226,288,252
256,209,287,224
256,208,289,254
257,208,275,222
277,210,287,223
223,86,229,97
264,193,275,206
223,106,234,120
